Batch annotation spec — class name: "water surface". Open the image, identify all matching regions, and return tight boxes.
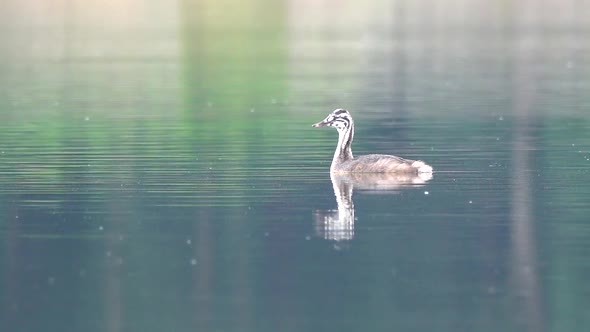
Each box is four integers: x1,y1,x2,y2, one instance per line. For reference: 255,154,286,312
1,1,590,331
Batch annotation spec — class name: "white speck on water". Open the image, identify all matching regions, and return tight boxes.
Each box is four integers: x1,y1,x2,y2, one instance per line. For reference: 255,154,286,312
498,116,504,121
271,98,277,104
106,251,112,257
250,108,255,113
98,226,104,231
190,258,198,266
305,235,311,241
496,137,500,141
264,232,270,237
424,191,429,195
84,116,90,121
15,215,18,219
186,239,192,245
469,200,473,204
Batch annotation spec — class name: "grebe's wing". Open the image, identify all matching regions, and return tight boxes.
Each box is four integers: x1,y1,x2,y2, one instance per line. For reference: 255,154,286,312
347,154,433,173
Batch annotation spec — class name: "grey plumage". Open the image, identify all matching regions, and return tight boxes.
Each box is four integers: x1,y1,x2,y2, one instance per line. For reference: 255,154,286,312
312,109,433,174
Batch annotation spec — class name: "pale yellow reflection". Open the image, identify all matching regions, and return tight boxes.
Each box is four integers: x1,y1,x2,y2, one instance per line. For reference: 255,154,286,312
314,172,432,243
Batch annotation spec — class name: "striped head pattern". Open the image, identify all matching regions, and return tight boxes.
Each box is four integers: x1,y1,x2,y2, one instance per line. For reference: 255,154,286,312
312,109,353,132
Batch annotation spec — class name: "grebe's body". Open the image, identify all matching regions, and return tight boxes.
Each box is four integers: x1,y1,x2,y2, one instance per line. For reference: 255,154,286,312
312,109,433,174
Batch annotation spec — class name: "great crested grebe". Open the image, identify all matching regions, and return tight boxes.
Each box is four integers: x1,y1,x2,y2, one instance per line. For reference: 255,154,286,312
312,109,433,174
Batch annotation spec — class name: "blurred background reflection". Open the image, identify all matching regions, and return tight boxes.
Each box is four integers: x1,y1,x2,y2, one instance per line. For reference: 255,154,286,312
1,1,589,331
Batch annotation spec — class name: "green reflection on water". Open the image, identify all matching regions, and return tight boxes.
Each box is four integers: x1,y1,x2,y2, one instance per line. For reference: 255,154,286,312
1,1,590,332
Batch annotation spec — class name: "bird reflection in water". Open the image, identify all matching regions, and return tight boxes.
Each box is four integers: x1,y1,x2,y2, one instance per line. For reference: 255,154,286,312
314,172,433,244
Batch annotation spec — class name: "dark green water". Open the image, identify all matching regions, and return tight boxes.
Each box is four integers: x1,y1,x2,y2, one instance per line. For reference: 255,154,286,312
2,1,590,331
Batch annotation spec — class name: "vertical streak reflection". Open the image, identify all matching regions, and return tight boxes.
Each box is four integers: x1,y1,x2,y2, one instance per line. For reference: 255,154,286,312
509,19,545,332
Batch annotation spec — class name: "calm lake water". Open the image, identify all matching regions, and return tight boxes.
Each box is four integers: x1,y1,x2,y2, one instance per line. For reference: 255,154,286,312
2,1,590,331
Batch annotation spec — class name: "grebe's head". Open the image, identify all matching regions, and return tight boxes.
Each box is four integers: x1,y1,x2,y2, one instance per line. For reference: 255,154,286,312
312,109,353,132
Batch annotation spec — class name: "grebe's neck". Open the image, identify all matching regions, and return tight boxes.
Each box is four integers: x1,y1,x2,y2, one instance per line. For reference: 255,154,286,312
332,120,354,170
